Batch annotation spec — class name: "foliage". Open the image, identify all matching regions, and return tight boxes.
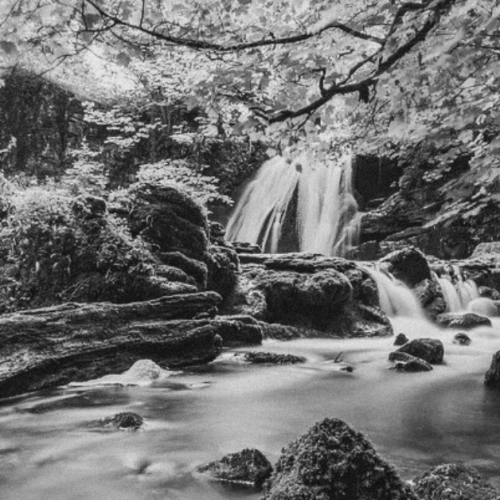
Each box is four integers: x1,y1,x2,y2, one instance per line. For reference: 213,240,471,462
0,179,154,311
135,159,232,209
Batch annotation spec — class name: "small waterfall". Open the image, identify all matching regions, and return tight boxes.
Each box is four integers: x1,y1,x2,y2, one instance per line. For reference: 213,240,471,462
368,269,426,318
226,152,360,256
435,266,480,312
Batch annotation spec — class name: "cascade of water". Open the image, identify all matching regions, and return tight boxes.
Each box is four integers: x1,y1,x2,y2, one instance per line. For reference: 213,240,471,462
368,269,426,318
226,152,360,256
435,266,480,312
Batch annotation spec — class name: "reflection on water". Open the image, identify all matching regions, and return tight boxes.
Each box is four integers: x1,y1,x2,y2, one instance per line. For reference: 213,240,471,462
1,317,500,498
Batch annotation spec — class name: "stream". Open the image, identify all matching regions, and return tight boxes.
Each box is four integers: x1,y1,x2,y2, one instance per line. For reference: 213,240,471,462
1,317,500,499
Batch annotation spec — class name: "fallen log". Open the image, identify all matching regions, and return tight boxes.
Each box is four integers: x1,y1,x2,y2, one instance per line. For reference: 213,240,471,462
0,292,226,398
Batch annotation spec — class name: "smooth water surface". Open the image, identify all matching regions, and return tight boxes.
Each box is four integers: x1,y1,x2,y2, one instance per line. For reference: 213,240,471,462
1,317,500,499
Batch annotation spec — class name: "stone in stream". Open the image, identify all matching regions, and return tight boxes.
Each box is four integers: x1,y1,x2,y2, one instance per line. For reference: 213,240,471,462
413,463,500,500
262,418,418,500
389,352,433,372
484,351,500,389
100,412,144,431
453,332,472,346
394,333,409,346
196,448,273,488
436,312,492,329
395,338,444,364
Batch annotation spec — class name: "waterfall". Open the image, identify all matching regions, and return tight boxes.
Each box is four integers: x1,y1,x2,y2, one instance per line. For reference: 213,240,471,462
368,269,426,318
435,266,479,312
226,152,360,256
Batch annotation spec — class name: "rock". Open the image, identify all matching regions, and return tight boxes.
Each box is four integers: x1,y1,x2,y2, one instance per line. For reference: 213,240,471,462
394,333,409,346
479,286,500,300
0,292,248,398
100,412,143,431
158,251,208,289
379,246,431,288
396,338,444,364
127,184,209,261
453,332,472,346
243,352,306,365
485,351,500,388
467,298,499,317
197,448,273,488
206,245,239,302
437,312,492,329
414,278,446,320
472,241,500,259
232,242,262,254
211,317,263,346
262,418,418,500
413,463,500,500
389,352,433,372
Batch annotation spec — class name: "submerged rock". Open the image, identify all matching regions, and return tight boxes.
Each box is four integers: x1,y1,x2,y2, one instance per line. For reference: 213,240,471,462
453,332,472,346
100,412,144,431
437,312,492,329
389,352,433,372
395,338,444,364
484,351,500,388
243,351,306,365
197,448,273,488
262,418,418,500
414,463,500,500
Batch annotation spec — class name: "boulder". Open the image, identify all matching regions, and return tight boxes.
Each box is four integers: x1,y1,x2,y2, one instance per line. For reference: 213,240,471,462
127,184,209,261
379,246,431,288
437,312,492,329
228,254,392,338
262,418,418,500
395,338,444,364
197,448,273,488
413,463,500,500
485,351,500,389
453,332,472,346
389,352,433,372
394,333,409,346
479,286,500,300
206,245,239,302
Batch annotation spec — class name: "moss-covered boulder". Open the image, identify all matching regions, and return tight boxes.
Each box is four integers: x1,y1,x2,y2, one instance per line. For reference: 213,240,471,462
262,418,418,500
414,463,500,500
197,448,273,488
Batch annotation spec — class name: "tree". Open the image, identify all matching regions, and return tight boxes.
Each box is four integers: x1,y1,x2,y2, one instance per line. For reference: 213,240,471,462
1,0,499,165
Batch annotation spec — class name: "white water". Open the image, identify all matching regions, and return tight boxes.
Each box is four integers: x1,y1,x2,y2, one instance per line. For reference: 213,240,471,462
226,153,360,256
2,318,500,499
434,266,480,313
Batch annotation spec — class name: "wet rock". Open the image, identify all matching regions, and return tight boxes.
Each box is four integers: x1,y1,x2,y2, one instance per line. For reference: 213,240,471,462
232,242,262,254
414,463,500,500
479,286,500,300
394,333,409,346
206,245,239,302
437,312,492,329
453,332,472,346
467,298,499,317
485,351,500,388
414,278,446,320
211,317,263,346
389,352,433,372
197,448,273,488
243,352,306,365
396,338,444,364
100,412,143,431
379,246,431,288
262,418,418,500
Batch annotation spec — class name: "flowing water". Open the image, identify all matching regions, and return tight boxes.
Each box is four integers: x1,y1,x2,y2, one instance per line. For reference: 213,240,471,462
1,313,500,499
226,153,361,256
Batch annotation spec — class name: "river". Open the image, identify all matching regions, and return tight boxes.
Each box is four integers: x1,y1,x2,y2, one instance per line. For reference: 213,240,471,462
1,317,500,499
